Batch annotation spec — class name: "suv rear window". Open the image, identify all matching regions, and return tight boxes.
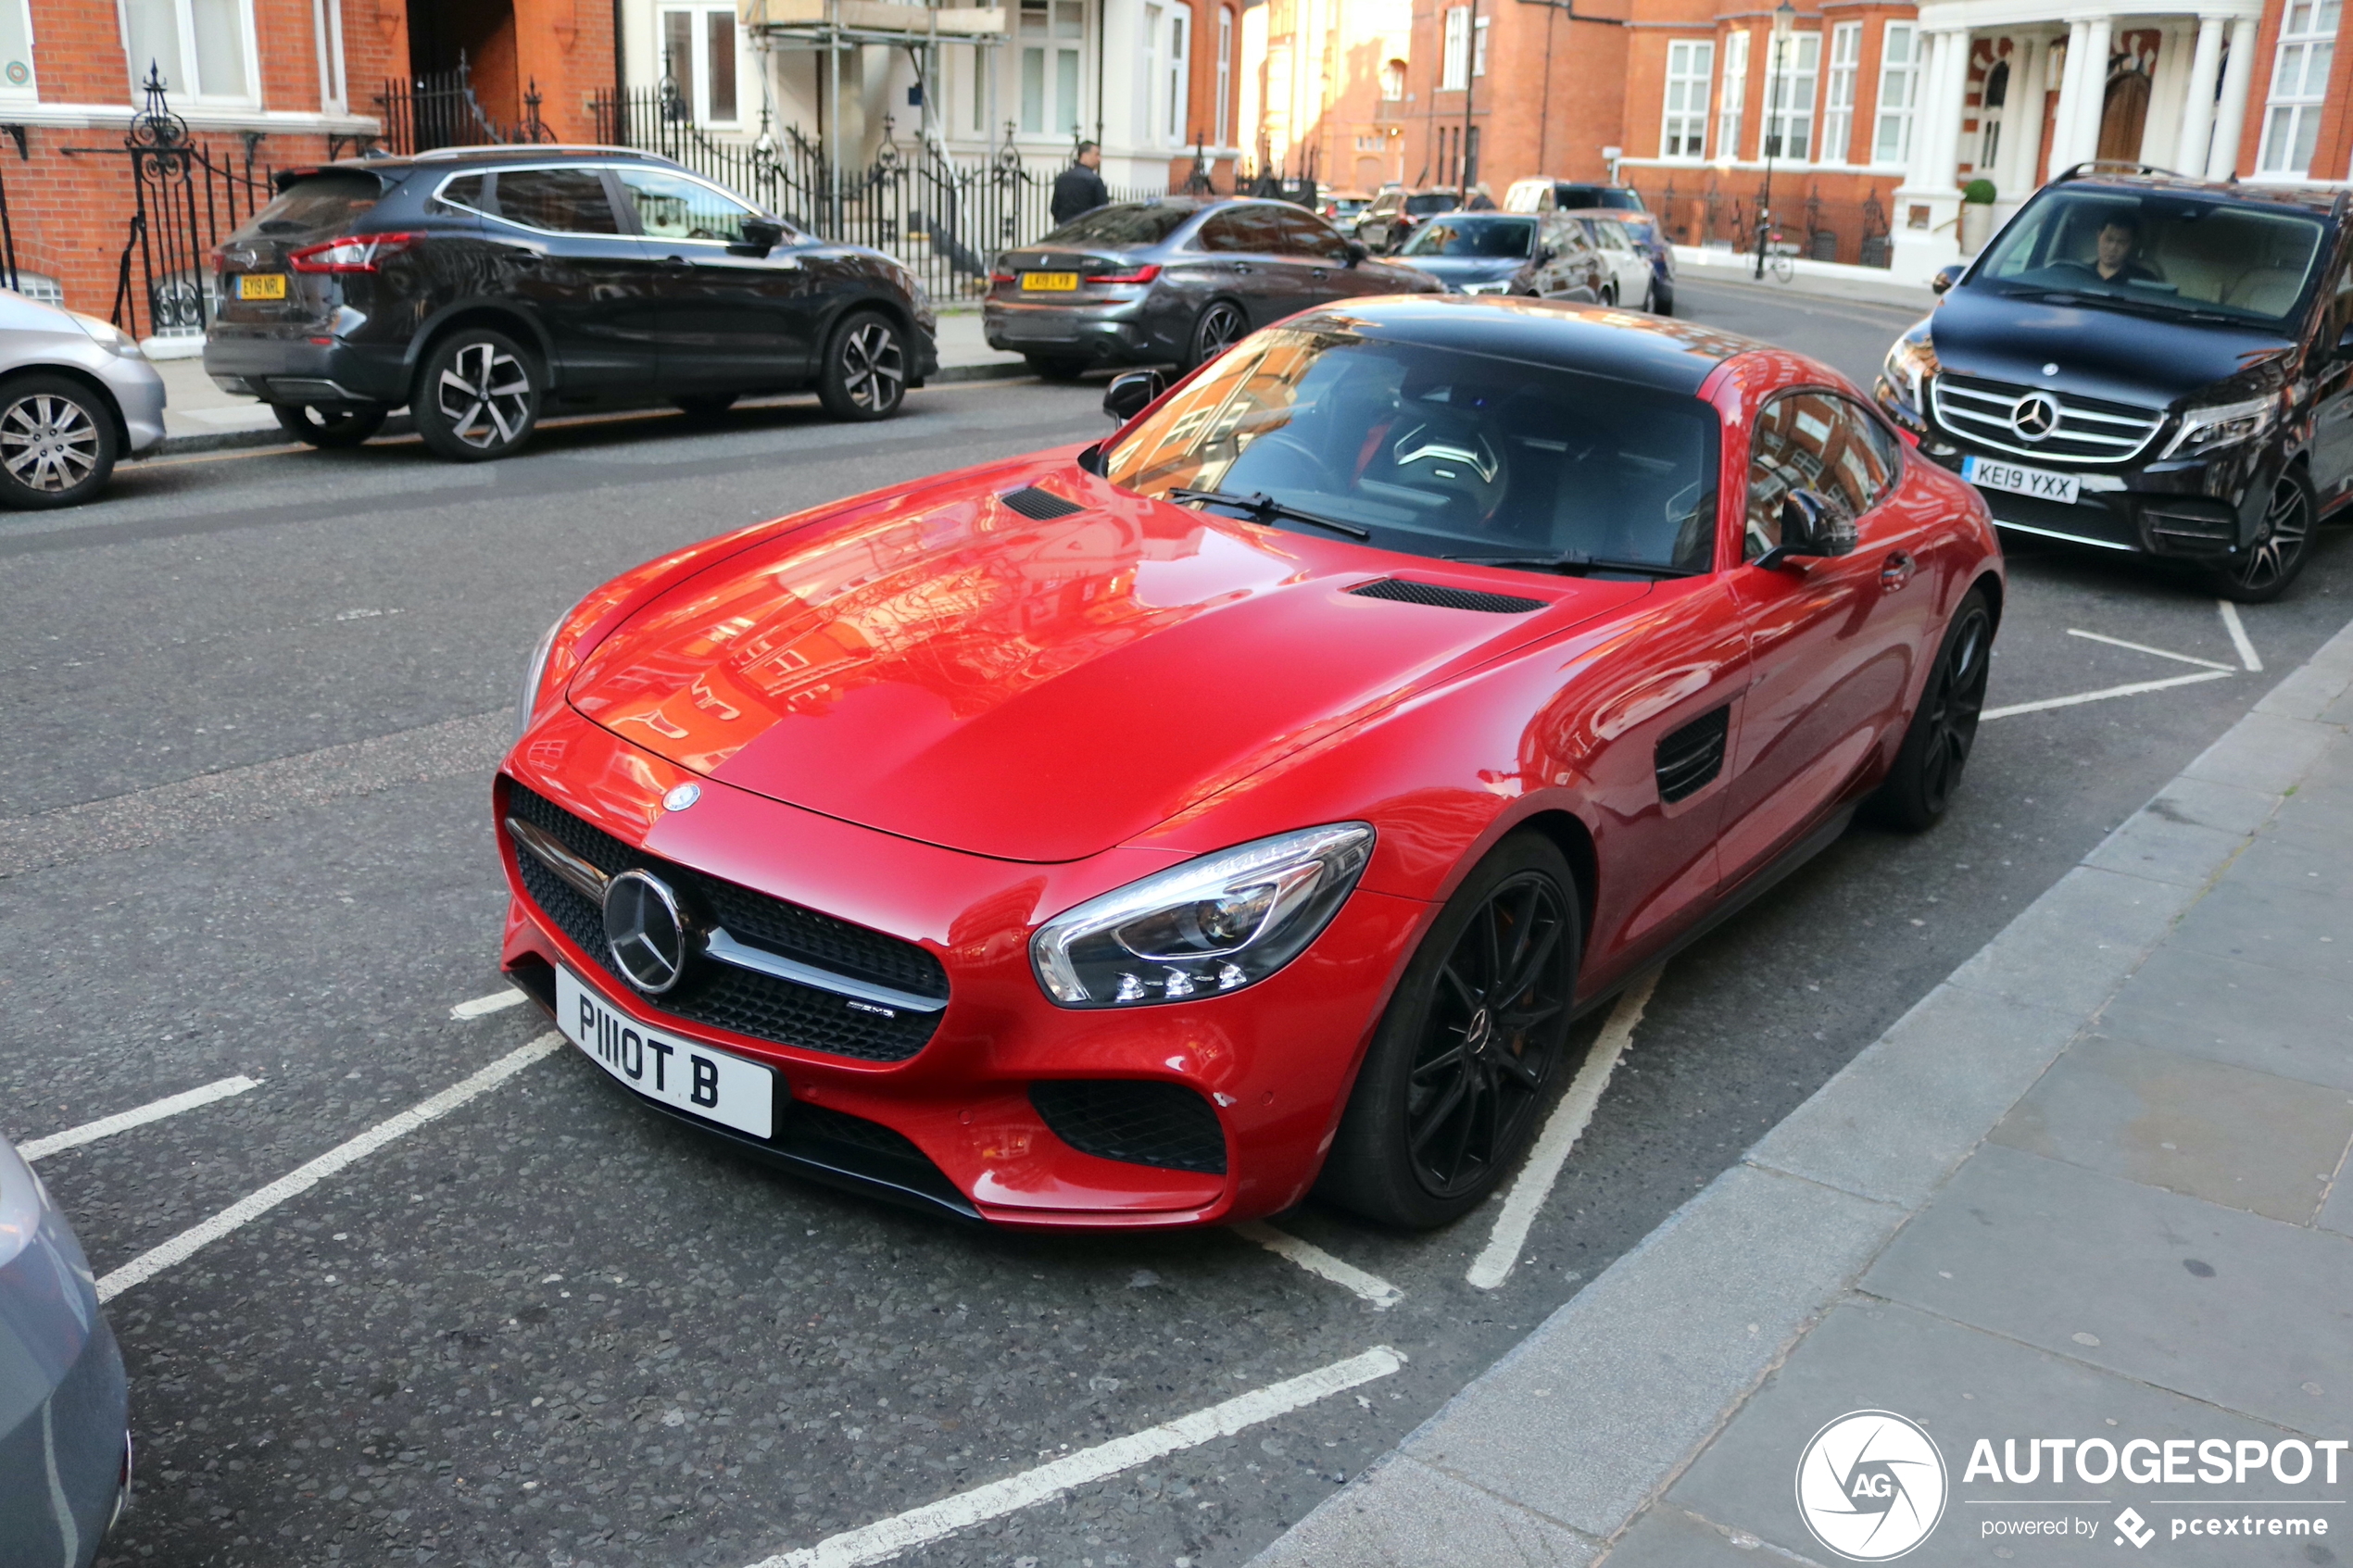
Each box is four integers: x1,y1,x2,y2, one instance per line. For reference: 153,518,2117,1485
230,171,385,242
1038,204,1193,248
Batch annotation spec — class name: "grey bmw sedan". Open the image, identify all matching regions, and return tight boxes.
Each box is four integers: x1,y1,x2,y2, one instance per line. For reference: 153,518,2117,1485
983,198,1442,377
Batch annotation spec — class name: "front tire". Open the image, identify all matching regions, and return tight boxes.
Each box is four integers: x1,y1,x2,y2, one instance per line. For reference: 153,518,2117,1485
2210,470,2314,604
1874,587,1994,831
273,402,387,448
413,328,541,462
817,310,908,420
0,374,118,508
1185,300,1247,370
1318,832,1582,1230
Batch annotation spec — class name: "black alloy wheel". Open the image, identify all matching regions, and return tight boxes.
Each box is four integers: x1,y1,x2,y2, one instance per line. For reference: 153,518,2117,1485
2212,470,2315,604
0,374,118,508
1186,301,1247,370
672,391,739,419
1875,586,1994,831
1319,833,1582,1229
817,311,908,420
414,328,540,461
272,402,387,448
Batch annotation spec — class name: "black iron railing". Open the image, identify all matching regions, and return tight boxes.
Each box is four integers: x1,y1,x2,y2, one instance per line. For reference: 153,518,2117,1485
375,52,555,157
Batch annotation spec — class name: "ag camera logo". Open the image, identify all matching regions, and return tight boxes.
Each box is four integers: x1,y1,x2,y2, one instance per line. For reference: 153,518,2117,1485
1795,1410,1949,1561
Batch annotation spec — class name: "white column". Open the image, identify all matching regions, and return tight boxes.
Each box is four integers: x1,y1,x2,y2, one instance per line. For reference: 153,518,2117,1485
2140,23,2188,166
1997,34,2048,196
1918,29,1969,190
2205,16,2258,178
2175,16,2225,172
2046,19,2090,172
2073,16,2113,165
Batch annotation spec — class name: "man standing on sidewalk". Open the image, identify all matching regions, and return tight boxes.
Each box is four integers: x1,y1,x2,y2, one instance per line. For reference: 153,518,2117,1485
1051,142,1109,227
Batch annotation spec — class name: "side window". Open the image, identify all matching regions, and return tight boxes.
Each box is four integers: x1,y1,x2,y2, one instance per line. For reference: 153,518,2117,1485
1271,207,1349,260
434,173,490,216
1746,391,1898,559
492,168,622,235
1201,207,1281,254
614,167,758,244
1831,396,1902,512
1194,212,1248,252
2326,256,2353,349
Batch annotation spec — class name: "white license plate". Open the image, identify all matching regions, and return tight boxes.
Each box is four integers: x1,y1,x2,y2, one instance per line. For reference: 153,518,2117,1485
556,966,775,1138
1963,454,2080,506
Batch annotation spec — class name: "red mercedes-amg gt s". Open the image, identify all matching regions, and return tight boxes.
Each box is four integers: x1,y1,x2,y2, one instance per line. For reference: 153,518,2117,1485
495,296,2001,1231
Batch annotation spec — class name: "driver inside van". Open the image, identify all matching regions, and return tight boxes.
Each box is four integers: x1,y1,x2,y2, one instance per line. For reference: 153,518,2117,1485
2093,216,2158,283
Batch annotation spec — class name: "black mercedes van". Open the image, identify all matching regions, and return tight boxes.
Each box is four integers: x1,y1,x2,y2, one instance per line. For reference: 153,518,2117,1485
1876,169,2350,601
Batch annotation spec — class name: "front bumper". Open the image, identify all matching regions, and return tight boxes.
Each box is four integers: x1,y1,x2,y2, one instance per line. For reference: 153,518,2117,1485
496,706,1426,1229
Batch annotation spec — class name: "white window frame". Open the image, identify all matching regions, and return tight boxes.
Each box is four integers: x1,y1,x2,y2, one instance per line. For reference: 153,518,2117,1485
1872,21,1920,169
311,0,346,113
121,0,261,105
1018,0,1088,138
2257,0,2338,177
1661,38,1712,158
1474,14,1490,76
1166,6,1190,144
1717,27,1749,160
658,4,743,127
1820,20,1860,164
1216,7,1233,146
1442,6,1470,92
1762,31,1820,161
0,0,35,100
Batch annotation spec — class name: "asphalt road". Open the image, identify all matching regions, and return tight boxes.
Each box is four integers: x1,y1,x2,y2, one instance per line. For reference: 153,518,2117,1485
5,287,2349,1568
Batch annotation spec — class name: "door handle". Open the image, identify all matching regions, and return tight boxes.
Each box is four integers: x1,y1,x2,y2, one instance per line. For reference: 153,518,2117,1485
661,254,689,268
1230,262,1252,274
1880,550,1916,591
1312,267,1328,280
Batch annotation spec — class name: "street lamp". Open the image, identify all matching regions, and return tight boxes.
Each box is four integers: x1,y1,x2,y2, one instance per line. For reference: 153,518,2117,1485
1755,0,1797,281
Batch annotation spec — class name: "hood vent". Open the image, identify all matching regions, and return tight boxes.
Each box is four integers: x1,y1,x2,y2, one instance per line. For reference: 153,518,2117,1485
1655,706,1730,804
1347,578,1545,614
1000,485,1085,521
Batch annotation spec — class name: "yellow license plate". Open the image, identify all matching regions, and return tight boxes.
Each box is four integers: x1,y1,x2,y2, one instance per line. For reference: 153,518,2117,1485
1021,271,1079,291
237,273,287,300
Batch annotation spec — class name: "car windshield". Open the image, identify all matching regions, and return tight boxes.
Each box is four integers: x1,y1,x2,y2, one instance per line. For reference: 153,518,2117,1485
1972,188,2326,326
1401,218,1536,258
1101,326,1720,575
1037,203,1193,248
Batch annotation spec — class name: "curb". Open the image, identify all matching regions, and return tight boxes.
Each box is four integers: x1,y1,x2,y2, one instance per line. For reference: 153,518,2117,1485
1251,613,2353,1566
136,359,1040,462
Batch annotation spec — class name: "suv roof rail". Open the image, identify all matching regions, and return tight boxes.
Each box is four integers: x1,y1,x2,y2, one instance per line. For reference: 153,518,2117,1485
404,143,673,163
2053,159,2196,182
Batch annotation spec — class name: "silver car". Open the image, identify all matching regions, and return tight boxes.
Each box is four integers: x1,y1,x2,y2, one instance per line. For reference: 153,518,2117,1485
0,287,167,508
0,1135,129,1567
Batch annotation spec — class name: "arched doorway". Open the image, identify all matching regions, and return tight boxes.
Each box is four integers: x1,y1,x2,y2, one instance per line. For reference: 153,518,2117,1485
2096,64,2151,163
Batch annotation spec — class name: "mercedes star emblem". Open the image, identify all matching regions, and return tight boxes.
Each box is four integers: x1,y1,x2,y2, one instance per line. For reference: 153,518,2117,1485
602,869,692,995
2010,393,2060,442
662,782,701,812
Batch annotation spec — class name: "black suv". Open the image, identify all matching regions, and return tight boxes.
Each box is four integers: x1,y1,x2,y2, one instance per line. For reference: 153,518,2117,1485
1878,170,2351,601
206,146,938,461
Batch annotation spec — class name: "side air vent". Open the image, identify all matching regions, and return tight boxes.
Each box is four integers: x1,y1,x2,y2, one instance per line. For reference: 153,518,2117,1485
1655,706,1730,804
1000,485,1085,521
1347,578,1546,614
1030,1081,1227,1174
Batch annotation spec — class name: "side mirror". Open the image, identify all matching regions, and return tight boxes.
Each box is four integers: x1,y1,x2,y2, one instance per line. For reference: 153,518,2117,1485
1930,263,1965,295
736,217,786,257
1102,369,1167,423
1345,239,1368,265
1758,489,1858,569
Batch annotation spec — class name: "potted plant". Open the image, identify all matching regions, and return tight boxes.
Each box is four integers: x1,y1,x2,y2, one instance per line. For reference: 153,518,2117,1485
1959,179,1997,255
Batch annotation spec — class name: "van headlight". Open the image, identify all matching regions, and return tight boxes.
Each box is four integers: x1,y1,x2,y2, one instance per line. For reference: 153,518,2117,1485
2163,393,2281,458
1881,332,1938,411
1031,824,1375,1007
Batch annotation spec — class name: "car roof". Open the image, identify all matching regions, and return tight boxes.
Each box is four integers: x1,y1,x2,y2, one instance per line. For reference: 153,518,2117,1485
1286,295,1765,395
290,144,690,182
2055,169,2348,218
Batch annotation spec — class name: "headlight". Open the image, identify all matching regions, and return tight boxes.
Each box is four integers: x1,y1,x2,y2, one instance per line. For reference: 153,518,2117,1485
514,614,563,745
2163,393,2281,459
1881,333,1938,410
1031,823,1375,1007
70,313,144,358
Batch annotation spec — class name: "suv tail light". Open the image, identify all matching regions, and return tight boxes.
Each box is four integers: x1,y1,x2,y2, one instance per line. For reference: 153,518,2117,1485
287,232,421,273
1086,264,1161,284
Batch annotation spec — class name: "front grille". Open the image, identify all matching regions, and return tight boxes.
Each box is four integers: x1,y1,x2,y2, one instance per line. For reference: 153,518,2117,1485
1655,706,1730,804
1347,578,1546,614
504,783,948,1062
1030,1080,1227,1174
999,484,1085,520
1931,374,2165,466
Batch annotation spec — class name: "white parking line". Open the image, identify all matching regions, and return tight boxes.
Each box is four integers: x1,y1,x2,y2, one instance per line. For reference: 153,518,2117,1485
1981,668,2233,721
746,1346,1406,1568
450,988,527,1020
1466,969,1660,1291
2064,628,2238,671
95,1034,561,1303
18,1076,261,1163
1234,1221,1404,1309
2219,599,2262,671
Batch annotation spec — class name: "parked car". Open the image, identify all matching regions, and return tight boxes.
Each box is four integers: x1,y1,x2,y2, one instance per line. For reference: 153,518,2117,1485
1559,210,1665,310
1321,192,1375,227
1503,179,1648,216
1575,208,1677,316
0,1133,131,1565
495,295,2000,1233
0,286,165,509
982,198,1441,375
1878,169,2350,602
1354,187,1463,253
205,146,939,462
1392,211,1610,301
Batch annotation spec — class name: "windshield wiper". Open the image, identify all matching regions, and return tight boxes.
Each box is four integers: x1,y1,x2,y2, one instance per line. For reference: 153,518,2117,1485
1446,551,1701,579
1166,487,1373,540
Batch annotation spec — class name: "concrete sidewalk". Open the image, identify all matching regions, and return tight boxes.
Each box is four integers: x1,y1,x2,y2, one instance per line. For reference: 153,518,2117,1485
141,308,1031,458
1257,617,2353,1567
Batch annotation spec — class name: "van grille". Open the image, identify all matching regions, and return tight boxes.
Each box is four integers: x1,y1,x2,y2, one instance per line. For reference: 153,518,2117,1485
1930,373,2165,466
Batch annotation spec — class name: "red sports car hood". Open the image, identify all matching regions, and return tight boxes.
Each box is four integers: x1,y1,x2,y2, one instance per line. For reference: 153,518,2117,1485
565,473,1645,861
